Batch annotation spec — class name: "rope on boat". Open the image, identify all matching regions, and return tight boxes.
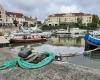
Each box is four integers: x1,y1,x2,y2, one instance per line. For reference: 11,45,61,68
83,47,100,54
0,52,55,70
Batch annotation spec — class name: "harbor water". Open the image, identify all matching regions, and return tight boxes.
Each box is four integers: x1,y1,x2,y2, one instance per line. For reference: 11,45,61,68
11,35,100,70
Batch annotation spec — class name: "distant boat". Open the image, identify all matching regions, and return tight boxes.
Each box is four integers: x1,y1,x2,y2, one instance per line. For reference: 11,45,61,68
10,35,47,43
56,29,71,34
19,24,52,38
84,34,100,50
70,28,86,35
20,24,42,33
90,30,100,36
4,25,52,42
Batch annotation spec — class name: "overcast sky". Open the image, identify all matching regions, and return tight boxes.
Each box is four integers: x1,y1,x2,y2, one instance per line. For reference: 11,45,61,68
0,0,100,20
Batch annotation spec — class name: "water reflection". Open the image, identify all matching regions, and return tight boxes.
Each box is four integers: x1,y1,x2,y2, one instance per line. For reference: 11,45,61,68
63,54,100,69
49,36,85,47
84,51,100,60
12,36,85,54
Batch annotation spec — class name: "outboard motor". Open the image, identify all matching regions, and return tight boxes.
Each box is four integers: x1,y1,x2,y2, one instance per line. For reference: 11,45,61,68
18,48,32,58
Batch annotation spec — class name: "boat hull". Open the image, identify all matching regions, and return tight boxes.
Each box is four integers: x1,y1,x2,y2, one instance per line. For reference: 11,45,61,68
85,40,98,50
10,38,47,43
84,34,100,50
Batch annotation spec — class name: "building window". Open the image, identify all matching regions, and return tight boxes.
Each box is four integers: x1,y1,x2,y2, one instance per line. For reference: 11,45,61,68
0,11,1,14
0,19,2,21
55,24,58,26
65,18,66,22
89,17,91,19
0,15,1,18
49,24,52,26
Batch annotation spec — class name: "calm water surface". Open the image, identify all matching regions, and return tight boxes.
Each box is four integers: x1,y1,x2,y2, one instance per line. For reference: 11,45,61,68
13,36,100,69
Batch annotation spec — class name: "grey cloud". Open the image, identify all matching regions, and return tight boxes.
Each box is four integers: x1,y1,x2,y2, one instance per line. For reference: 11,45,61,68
73,0,100,15
0,0,100,20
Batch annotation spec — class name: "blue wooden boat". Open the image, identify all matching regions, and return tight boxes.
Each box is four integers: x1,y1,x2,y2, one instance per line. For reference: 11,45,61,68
84,34,100,50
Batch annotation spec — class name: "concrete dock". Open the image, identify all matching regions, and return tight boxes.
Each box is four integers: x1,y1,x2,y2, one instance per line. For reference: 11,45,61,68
0,48,100,80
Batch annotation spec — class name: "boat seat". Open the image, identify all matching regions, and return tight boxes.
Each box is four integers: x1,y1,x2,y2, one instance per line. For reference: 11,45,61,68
23,53,39,61
24,53,49,64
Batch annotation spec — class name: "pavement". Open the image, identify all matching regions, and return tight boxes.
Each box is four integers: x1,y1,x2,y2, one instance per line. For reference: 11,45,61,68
0,48,100,80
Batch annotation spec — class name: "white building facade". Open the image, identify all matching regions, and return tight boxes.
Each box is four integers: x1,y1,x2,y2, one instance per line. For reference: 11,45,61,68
0,5,6,26
24,16,37,27
45,13,92,26
0,4,36,27
6,12,25,26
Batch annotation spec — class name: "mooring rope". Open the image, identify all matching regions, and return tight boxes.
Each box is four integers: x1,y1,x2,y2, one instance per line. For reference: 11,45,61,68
83,47,100,54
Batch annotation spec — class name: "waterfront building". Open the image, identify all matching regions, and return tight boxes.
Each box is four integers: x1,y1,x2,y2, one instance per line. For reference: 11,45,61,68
24,16,37,27
0,4,36,27
45,12,92,26
6,12,25,27
0,5,6,26
6,12,37,27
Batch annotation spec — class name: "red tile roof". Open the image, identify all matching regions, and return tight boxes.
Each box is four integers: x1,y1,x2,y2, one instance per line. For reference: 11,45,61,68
48,13,66,17
6,11,23,18
48,12,92,17
72,12,92,16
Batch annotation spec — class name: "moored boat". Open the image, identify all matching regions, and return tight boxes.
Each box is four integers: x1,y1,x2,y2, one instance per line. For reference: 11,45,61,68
84,34,100,50
0,51,56,70
10,35,47,43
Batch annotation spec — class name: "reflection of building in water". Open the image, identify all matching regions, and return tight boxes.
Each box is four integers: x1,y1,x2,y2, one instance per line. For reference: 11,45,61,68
50,37,85,47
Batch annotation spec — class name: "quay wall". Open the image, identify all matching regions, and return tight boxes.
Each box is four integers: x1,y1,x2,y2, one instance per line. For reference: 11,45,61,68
0,61,100,80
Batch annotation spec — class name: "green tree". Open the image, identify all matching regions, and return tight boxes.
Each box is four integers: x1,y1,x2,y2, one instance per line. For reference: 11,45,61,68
86,15,99,30
69,22,77,28
13,19,18,27
92,15,99,24
87,23,95,30
77,18,83,28
98,20,100,25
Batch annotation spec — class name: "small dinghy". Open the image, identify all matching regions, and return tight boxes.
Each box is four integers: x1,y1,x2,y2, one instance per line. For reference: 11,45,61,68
0,51,55,70
84,34,100,50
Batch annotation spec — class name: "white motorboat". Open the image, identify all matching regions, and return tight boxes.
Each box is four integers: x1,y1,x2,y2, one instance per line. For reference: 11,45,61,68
4,25,52,42
20,24,52,38
56,29,70,34
91,30,100,36
70,28,86,35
